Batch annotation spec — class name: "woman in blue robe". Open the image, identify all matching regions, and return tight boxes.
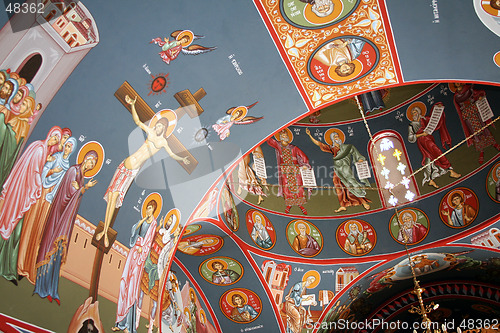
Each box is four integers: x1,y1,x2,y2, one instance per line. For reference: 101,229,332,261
43,137,77,203
17,137,77,283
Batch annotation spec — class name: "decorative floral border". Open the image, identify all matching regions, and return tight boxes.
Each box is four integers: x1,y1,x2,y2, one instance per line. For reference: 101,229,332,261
257,0,398,108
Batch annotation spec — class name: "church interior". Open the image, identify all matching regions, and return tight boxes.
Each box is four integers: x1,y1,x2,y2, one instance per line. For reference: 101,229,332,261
0,1,500,333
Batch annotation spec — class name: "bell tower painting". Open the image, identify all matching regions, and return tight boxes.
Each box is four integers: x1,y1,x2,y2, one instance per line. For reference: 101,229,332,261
0,0,99,139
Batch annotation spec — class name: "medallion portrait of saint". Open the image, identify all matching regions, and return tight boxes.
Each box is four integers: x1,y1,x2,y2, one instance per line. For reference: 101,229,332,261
177,234,224,256
439,188,479,228
219,289,262,323
308,36,379,85
389,208,429,245
280,0,360,29
336,219,376,256
474,0,500,38
246,210,276,250
199,256,243,286
486,162,500,203
286,219,323,257
183,224,202,237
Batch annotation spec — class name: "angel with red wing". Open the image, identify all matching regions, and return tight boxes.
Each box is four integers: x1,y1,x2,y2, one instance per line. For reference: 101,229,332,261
212,102,263,140
150,29,216,65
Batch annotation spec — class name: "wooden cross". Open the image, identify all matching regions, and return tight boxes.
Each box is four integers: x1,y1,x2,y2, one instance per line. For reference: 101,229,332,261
114,80,206,174
87,82,206,302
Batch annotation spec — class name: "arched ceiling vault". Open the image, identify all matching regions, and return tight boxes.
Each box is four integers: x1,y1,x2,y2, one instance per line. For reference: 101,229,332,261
0,1,499,333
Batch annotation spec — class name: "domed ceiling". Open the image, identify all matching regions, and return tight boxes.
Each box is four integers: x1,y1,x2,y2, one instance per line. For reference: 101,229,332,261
0,1,499,333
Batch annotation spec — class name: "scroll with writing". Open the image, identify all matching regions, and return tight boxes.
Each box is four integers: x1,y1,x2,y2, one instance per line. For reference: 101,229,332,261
424,103,445,134
300,167,317,188
355,160,371,180
253,156,268,179
476,97,494,122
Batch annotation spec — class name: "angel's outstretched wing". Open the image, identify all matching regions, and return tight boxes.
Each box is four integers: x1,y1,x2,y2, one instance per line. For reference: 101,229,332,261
170,30,182,39
225,102,259,116
246,101,259,110
182,44,217,56
235,116,264,125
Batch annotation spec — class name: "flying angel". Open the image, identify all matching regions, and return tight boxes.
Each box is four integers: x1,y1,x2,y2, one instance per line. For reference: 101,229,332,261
212,102,263,140
150,29,216,65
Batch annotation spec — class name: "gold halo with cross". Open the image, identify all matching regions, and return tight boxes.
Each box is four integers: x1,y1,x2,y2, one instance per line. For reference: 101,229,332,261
149,109,177,139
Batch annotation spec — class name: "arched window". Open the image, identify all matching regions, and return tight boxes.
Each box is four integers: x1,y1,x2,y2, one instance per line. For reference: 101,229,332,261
66,33,78,47
17,53,42,83
63,2,76,14
265,267,272,283
56,17,66,28
493,229,500,245
368,130,419,208
45,9,57,21
337,274,343,291
280,272,287,288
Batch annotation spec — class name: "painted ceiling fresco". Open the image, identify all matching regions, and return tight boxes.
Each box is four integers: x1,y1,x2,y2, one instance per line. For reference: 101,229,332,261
0,1,500,333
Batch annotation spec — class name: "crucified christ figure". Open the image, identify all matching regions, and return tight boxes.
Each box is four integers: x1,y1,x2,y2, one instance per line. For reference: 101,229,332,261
96,95,190,247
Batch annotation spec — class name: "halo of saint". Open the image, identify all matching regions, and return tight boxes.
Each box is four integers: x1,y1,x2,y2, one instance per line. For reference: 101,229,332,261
77,141,105,178
141,192,163,219
149,108,177,138
274,127,293,142
301,270,321,289
406,101,427,121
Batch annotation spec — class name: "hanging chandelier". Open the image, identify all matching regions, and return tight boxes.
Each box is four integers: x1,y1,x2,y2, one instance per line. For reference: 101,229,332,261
353,95,498,333
399,223,462,333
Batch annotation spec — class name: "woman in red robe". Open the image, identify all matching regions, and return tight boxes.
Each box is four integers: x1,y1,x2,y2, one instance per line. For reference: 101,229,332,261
34,150,98,303
0,126,61,282
0,126,62,239
452,83,500,164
